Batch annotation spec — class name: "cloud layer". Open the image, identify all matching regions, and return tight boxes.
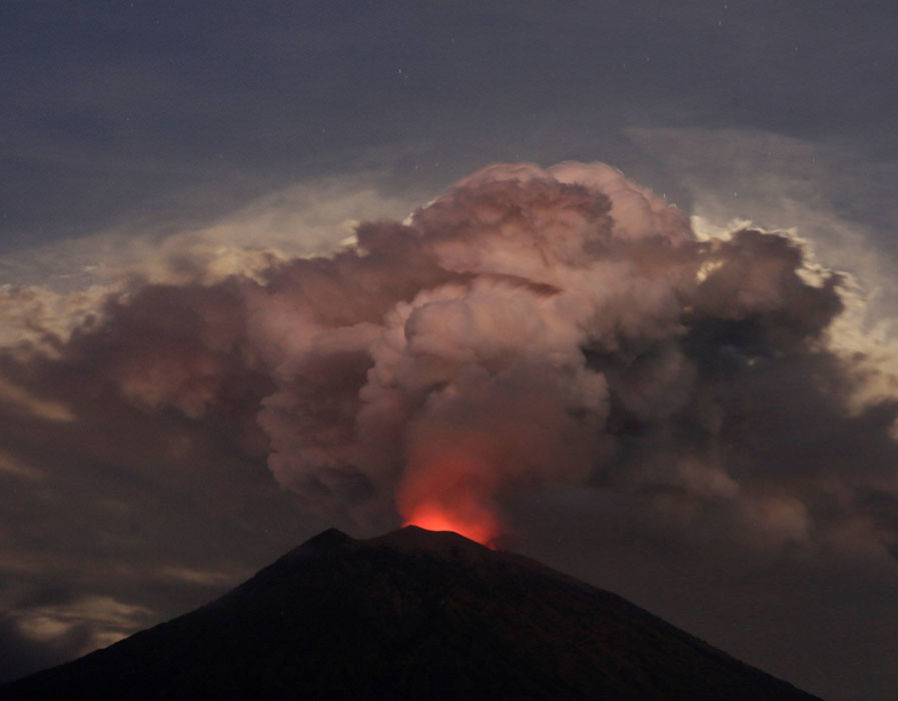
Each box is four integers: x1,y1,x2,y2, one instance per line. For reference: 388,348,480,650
6,162,893,546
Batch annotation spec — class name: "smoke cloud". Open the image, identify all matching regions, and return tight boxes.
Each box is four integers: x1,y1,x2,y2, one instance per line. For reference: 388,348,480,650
4,161,896,552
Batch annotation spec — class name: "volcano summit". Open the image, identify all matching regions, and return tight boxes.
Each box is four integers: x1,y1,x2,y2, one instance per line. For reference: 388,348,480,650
2,526,819,700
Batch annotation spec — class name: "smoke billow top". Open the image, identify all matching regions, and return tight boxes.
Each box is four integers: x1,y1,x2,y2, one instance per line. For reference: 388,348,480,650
16,161,894,550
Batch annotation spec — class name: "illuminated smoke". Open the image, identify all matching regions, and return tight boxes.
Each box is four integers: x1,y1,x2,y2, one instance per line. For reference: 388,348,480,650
10,161,881,550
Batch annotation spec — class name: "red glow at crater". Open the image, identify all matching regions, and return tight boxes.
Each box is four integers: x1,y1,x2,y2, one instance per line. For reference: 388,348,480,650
398,452,501,548
403,502,498,548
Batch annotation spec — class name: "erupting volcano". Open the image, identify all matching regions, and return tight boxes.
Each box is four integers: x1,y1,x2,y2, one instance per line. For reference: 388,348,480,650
4,160,884,698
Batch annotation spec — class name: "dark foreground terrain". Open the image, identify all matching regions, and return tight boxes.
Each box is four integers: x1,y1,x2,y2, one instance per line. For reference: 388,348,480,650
2,526,820,699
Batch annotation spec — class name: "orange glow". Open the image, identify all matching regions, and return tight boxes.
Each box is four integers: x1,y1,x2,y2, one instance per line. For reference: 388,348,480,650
398,448,503,548
403,501,498,548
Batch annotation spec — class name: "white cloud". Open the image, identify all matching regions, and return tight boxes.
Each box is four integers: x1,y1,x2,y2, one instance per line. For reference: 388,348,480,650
0,171,425,351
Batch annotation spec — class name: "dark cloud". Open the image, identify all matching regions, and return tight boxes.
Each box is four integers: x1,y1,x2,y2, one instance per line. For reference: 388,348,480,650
0,615,91,683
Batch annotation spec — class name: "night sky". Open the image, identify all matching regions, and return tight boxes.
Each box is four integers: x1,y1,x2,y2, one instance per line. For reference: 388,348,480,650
2,3,898,699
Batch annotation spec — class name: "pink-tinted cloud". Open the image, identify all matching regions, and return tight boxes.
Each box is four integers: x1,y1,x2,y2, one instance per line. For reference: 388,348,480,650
7,161,891,555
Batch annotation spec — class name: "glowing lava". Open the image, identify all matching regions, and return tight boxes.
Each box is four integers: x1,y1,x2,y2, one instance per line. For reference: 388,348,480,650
403,502,499,548
398,449,503,548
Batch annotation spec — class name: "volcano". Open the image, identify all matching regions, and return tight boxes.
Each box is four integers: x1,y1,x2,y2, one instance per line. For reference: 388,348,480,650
2,526,819,700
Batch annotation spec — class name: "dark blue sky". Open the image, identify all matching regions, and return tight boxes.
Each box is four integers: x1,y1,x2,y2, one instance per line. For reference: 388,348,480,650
3,1,895,249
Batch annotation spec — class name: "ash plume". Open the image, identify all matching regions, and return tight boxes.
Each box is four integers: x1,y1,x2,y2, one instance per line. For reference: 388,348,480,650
5,161,896,554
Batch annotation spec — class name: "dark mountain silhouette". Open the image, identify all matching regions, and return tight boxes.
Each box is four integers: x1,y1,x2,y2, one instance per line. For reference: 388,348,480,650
2,526,821,700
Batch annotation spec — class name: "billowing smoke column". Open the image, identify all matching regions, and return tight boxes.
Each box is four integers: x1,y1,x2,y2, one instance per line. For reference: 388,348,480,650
256,161,714,543
31,162,851,546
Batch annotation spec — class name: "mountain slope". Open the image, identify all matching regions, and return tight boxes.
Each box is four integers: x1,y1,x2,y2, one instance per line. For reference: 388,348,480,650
2,526,820,700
